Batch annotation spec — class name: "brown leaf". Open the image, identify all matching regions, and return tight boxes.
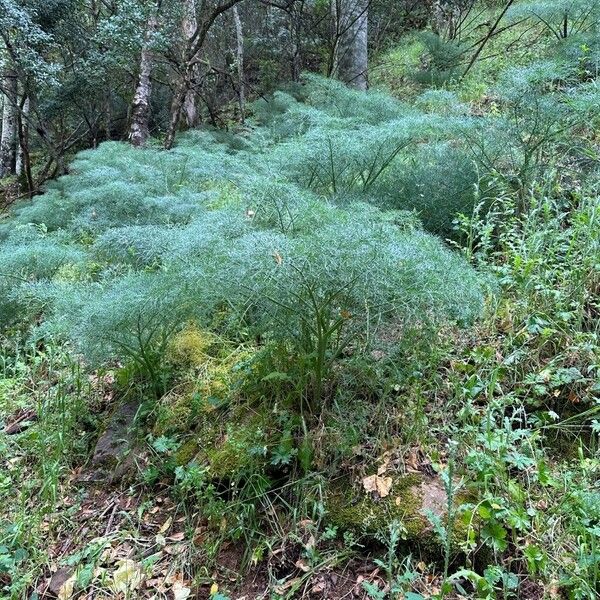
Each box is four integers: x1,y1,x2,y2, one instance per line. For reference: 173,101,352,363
362,474,393,498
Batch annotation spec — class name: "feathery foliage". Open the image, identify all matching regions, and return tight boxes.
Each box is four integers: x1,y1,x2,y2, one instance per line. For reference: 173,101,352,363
0,103,485,405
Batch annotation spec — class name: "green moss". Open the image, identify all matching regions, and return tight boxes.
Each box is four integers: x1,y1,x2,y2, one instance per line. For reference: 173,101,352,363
327,474,426,540
327,474,474,558
153,390,195,436
175,438,200,466
170,400,271,480
203,411,269,479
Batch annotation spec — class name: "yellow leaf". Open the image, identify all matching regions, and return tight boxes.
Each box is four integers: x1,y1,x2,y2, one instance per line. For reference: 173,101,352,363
210,582,219,595
57,575,76,600
158,517,172,534
111,559,143,594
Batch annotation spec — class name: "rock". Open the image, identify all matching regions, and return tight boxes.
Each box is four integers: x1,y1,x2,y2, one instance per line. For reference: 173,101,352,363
89,399,141,482
46,567,74,597
419,477,448,521
326,473,461,552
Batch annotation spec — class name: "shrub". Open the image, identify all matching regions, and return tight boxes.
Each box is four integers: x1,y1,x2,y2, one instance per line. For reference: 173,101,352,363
0,78,489,411
507,0,600,40
49,272,195,397
0,225,86,327
200,214,483,409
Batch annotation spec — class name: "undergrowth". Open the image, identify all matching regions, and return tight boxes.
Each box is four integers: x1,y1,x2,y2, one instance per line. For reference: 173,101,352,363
1,4,600,599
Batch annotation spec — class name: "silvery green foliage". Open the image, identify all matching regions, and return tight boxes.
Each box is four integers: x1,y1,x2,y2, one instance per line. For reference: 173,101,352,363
507,0,600,39
471,58,592,190
92,225,175,268
415,90,468,116
0,125,484,369
376,142,479,234
252,75,483,236
4,58,597,361
0,224,86,325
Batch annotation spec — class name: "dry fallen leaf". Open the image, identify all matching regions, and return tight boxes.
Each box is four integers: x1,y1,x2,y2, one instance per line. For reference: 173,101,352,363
158,517,172,534
173,580,192,600
274,578,302,595
164,544,183,555
311,581,326,594
295,558,310,573
377,453,391,475
57,575,76,600
111,559,143,594
362,474,393,498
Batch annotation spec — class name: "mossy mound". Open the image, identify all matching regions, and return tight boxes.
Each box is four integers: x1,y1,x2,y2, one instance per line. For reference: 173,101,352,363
202,414,269,479
170,401,276,481
168,324,215,365
154,326,258,436
326,474,454,550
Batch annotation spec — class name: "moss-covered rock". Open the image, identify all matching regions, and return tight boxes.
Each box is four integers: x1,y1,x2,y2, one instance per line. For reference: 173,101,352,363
175,437,201,466
170,401,273,480
326,473,458,551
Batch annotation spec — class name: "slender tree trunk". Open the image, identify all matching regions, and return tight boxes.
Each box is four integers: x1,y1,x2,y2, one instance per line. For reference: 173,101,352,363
165,84,187,150
129,15,157,147
432,0,446,36
16,96,28,176
332,0,369,90
164,0,245,150
0,68,18,177
232,5,246,123
432,0,461,40
182,0,199,128
290,5,303,82
104,90,112,141
16,95,33,197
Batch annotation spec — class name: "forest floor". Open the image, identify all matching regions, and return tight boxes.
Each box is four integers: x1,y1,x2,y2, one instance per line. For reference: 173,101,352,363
2,372,455,600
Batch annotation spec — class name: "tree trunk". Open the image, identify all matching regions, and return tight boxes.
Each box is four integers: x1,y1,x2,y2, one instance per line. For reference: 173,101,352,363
232,5,246,123
432,0,461,40
290,4,303,82
16,95,34,197
164,83,186,150
182,0,199,128
104,90,112,141
16,96,29,176
0,68,18,178
332,0,369,90
164,0,245,150
129,16,157,147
